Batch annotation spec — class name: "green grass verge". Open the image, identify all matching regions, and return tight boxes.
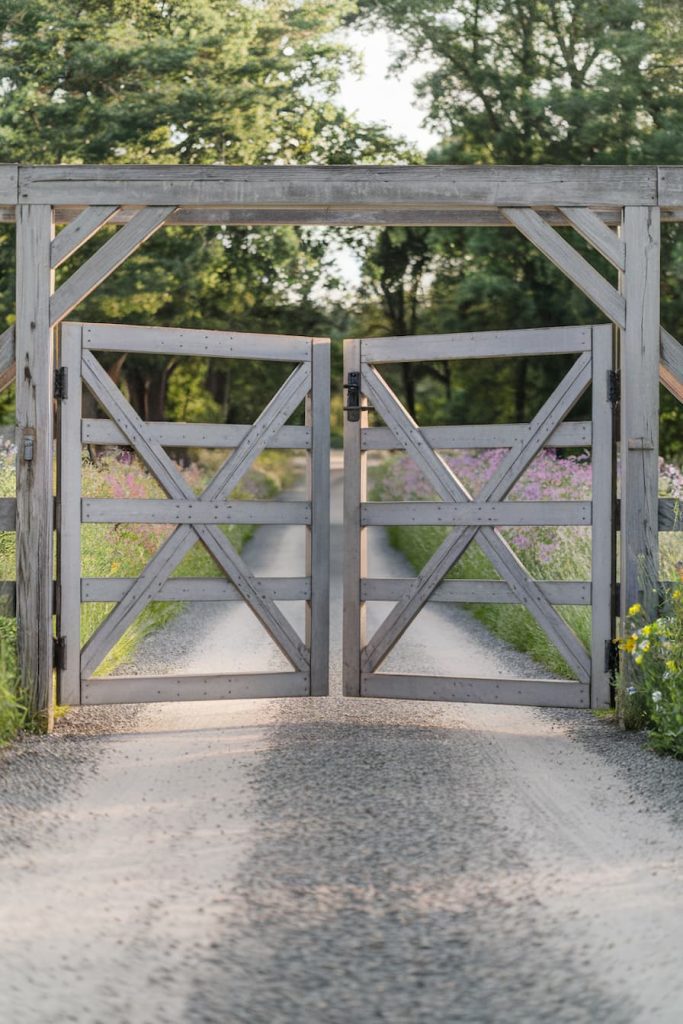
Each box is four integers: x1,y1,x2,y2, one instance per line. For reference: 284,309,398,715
385,523,588,679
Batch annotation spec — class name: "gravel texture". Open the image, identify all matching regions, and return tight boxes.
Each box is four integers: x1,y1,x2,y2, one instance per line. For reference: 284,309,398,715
0,463,681,1023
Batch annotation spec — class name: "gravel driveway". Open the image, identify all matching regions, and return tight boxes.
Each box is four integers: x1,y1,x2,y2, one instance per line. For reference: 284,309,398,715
1,460,682,1023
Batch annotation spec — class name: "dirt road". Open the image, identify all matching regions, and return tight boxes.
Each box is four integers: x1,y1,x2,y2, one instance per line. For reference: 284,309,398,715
1,462,682,1023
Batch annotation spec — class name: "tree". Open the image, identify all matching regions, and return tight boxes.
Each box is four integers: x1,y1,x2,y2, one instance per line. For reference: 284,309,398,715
351,1,683,449
0,0,398,422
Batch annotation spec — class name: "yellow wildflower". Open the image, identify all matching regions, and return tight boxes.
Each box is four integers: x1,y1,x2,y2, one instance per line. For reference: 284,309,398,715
628,603,642,616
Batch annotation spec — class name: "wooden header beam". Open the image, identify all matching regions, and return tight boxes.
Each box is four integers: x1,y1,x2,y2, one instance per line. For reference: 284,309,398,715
5,164,662,209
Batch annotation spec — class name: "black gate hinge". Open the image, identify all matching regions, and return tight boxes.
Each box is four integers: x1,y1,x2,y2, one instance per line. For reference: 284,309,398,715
53,635,67,671
607,369,620,405
605,638,619,678
54,367,69,401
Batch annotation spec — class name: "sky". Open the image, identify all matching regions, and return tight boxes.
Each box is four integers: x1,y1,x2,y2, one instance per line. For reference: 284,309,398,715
325,29,440,287
336,29,440,153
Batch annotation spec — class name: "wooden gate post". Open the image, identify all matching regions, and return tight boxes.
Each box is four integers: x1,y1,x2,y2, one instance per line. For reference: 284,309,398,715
619,207,660,629
15,204,55,731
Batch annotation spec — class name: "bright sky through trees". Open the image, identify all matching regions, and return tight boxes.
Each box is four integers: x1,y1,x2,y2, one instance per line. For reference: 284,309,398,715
337,28,439,153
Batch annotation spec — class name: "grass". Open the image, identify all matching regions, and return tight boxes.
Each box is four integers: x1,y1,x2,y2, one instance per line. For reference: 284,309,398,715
373,449,683,683
0,446,297,742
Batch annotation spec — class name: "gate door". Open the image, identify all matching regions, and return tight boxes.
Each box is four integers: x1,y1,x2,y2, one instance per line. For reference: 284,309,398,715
57,322,329,705
343,325,614,709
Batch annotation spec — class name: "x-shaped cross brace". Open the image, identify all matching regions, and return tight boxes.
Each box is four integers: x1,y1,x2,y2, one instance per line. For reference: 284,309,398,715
80,351,311,677
361,352,593,683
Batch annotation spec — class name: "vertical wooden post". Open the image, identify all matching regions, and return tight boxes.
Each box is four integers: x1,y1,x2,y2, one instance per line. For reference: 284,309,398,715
619,207,660,626
305,338,330,695
15,204,55,731
56,324,82,706
342,339,367,696
590,324,615,708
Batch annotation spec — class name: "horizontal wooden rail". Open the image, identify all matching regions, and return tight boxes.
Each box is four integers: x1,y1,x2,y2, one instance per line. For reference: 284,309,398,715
361,325,593,364
361,500,591,527
82,420,311,450
0,497,16,530
361,578,591,605
81,672,310,704
80,322,314,361
82,576,311,602
361,674,589,707
362,422,592,450
82,498,311,526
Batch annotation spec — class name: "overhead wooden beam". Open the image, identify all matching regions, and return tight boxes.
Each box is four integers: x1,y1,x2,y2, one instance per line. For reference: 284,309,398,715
0,165,18,204
17,164,658,208
657,166,683,206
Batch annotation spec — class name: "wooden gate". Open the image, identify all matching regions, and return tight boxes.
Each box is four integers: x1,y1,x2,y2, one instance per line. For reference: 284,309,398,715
343,324,615,709
57,322,330,705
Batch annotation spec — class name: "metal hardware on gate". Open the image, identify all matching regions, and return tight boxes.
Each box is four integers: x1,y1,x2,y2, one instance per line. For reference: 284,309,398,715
54,367,68,401
53,635,67,671
343,371,372,421
607,369,620,405
604,638,619,678
22,434,34,462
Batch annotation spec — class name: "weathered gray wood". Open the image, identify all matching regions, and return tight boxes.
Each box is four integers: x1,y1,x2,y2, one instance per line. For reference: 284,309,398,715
82,672,310,704
502,208,626,328
620,208,660,621
361,354,593,682
0,581,16,617
79,351,311,676
82,576,311,602
361,674,589,708
82,420,311,449
82,498,312,525
658,499,682,531
7,204,666,228
0,498,16,529
50,206,119,269
361,579,591,605
0,324,15,393
19,164,658,207
56,324,83,705
361,500,591,527
82,321,314,362
15,204,54,731
559,207,626,270
0,165,18,204
362,422,592,451
50,206,174,326
361,325,592,363
306,338,330,695
589,324,615,708
660,327,683,403
657,166,683,207
342,339,367,697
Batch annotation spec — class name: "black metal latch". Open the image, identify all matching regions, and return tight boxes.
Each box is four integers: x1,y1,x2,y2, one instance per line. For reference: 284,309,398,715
343,371,362,422
53,635,67,671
